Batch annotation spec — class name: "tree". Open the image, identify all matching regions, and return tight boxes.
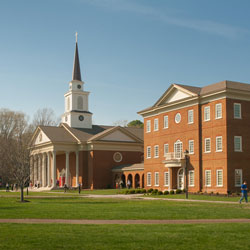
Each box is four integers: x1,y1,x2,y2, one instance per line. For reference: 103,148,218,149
0,109,31,202
32,108,59,128
127,120,144,128
112,119,128,127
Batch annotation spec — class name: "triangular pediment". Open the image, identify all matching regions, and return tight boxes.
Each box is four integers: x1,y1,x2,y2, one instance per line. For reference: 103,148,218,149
100,130,136,142
31,128,51,146
154,84,199,107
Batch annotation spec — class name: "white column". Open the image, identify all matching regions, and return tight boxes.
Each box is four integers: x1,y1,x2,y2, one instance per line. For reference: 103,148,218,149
52,151,57,188
47,152,51,187
65,151,70,187
75,151,79,187
42,154,46,187
30,156,34,186
38,155,42,187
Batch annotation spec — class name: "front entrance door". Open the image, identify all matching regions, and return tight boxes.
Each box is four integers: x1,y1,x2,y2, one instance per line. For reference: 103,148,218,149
178,168,184,190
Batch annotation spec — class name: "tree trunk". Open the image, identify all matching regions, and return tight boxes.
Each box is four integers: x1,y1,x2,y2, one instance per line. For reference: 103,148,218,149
20,185,24,202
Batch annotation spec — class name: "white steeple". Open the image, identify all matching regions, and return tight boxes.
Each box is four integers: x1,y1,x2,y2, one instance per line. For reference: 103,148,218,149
61,34,93,129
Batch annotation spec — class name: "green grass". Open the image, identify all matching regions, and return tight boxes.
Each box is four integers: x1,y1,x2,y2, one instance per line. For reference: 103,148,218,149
151,193,242,202
0,196,249,220
0,223,250,249
51,188,122,195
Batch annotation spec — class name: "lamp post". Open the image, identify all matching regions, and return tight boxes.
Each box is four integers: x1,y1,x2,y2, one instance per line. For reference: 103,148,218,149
184,149,189,199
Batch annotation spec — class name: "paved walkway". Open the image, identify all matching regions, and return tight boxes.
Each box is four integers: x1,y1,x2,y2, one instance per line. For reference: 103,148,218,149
0,218,250,224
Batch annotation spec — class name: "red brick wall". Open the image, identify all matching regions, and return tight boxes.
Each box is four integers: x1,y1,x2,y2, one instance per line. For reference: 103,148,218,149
226,98,250,193
201,98,228,193
144,104,200,192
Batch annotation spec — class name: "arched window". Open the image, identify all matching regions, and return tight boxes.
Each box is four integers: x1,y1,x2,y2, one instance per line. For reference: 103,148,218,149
67,97,70,111
77,96,83,110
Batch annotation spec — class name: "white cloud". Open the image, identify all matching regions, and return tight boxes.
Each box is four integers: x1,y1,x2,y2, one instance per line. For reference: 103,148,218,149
80,0,249,39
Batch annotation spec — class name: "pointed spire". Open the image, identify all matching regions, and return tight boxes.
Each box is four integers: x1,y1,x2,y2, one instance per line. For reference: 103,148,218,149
72,32,82,81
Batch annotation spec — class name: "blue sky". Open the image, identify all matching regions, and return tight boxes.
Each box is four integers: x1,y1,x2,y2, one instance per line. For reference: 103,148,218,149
1,0,250,125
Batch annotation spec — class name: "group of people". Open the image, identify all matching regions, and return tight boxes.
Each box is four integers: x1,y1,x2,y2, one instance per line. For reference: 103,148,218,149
5,183,17,192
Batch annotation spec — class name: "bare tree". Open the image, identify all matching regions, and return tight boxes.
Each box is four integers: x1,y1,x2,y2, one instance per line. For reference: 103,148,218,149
0,109,31,202
32,108,59,128
112,119,128,127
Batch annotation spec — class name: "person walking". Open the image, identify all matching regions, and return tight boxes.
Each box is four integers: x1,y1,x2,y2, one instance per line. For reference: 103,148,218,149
239,180,248,204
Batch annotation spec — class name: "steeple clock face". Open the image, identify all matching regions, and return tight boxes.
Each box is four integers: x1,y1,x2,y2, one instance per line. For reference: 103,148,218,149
77,84,81,89
79,115,84,121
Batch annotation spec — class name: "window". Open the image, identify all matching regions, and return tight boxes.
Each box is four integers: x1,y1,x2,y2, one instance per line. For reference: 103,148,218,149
188,110,194,124
189,140,194,154
175,113,181,123
215,103,222,119
204,106,210,121
164,172,169,186
189,171,194,187
154,145,159,158
164,115,168,129
146,120,151,133
147,172,152,186
234,103,241,119
154,119,159,131
155,172,159,186
216,136,222,152
216,170,223,187
164,144,169,156
234,136,242,152
205,138,211,153
77,96,83,110
235,169,242,187
146,146,151,158
205,170,211,187
67,97,70,111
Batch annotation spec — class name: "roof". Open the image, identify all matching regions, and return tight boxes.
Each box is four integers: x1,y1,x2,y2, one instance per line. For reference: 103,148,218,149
72,42,82,81
138,80,250,114
34,123,143,145
112,163,144,172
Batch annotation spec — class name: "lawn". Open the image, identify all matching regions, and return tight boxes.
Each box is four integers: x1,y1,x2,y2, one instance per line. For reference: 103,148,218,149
0,223,250,250
0,196,249,220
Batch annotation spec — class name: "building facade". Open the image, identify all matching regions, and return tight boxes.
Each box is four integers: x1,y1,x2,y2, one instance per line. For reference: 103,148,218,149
29,39,144,189
138,81,250,194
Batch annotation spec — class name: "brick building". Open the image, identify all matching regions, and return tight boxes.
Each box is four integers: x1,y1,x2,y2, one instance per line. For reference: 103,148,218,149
138,81,250,194
29,38,144,189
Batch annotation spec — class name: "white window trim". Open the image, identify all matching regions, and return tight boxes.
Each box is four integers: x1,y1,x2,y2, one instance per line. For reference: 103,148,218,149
235,169,242,187
234,136,242,152
205,170,211,187
154,145,159,158
154,172,159,186
188,110,194,124
216,136,223,152
164,172,169,187
215,103,222,119
147,172,152,186
216,169,223,187
163,115,168,129
146,120,151,133
234,103,242,119
189,170,195,187
204,138,211,153
188,140,194,154
154,118,159,131
164,143,169,157
204,106,210,122
146,146,151,159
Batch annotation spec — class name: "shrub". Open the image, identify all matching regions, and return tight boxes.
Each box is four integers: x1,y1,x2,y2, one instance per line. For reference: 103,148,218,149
124,190,130,194
163,190,169,195
151,189,158,195
176,189,182,194
141,189,146,193
216,192,219,196
129,189,135,194
135,189,142,194
170,190,175,195
158,191,163,195
147,188,153,193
